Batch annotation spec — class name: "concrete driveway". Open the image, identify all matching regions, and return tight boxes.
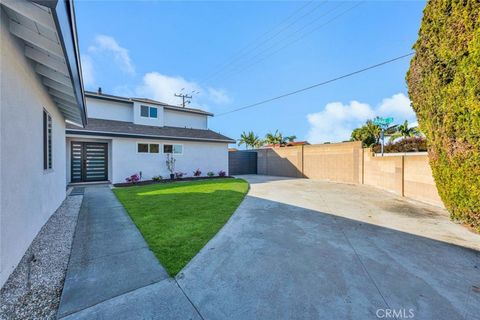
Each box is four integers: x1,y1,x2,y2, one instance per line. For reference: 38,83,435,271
177,175,480,320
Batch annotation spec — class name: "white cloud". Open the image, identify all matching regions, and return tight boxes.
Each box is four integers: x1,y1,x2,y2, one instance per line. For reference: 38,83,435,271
81,35,230,109
88,35,135,75
306,93,416,144
207,87,231,105
307,100,374,143
135,72,201,105
135,72,231,108
377,93,415,120
80,54,95,86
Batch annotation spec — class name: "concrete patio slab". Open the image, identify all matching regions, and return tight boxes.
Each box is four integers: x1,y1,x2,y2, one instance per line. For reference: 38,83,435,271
61,279,202,320
176,175,480,320
57,176,479,319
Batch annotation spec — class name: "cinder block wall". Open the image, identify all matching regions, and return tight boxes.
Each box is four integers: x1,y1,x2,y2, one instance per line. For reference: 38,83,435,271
363,151,404,195
403,155,442,205
303,142,362,184
257,147,303,177
257,142,443,207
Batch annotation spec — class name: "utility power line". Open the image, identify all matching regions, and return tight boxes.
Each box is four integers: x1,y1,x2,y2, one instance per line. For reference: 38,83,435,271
203,1,328,83
215,52,414,117
213,1,358,84
174,93,192,107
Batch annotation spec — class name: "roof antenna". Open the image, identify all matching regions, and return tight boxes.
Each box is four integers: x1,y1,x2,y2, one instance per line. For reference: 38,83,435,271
98,87,102,95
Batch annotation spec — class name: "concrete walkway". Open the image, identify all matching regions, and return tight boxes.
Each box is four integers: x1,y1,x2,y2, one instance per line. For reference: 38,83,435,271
57,185,201,319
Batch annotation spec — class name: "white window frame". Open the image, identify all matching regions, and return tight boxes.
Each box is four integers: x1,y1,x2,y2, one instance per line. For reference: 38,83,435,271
140,105,158,119
136,142,160,154
162,143,183,155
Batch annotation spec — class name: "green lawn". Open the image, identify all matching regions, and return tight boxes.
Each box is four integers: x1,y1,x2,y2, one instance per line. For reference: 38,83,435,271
113,178,249,276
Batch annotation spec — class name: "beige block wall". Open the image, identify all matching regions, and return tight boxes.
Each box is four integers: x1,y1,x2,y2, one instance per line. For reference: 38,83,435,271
303,141,362,184
403,155,443,206
257,147,303,178
363,150,404,195
256,142,444,208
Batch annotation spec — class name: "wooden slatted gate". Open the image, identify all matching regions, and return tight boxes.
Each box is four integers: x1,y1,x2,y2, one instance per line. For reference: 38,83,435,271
71,142,108,182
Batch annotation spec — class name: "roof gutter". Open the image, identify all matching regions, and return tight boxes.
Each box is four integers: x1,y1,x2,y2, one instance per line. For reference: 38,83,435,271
66,129,236,143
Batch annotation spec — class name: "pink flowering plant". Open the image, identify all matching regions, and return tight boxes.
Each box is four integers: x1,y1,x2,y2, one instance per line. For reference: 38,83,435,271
175,172,187,179
125,173,141,184
193,169,202,177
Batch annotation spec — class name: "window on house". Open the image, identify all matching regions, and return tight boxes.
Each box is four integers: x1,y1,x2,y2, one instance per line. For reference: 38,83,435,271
43,109,52,170
149,107,158,118
138,143,148,153
140,105,158,118
173,144,183,154
140,105,149,117
138,143,159,153
149,144,159,153
163,144,183,155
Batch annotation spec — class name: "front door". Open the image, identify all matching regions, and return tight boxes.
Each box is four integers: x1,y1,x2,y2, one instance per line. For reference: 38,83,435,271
71,142,108,182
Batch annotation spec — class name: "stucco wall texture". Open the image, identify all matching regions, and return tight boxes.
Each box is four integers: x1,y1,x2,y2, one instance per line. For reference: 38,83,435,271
0,8,67,287
257,142,443,207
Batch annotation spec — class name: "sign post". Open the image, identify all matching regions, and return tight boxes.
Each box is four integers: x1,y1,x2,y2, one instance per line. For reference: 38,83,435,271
373,117,394,156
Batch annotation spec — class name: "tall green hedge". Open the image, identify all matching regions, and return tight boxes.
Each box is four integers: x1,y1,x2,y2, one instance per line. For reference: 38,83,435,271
407,1,480,230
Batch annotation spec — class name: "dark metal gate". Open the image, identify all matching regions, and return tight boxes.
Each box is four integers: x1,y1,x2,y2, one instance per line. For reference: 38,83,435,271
71,142,108,182
228,151,257,175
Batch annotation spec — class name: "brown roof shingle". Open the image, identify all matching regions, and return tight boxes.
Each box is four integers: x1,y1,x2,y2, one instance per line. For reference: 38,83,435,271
66,118,235,143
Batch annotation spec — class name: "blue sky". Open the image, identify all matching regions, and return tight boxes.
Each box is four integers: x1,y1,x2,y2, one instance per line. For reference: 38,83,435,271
75,0,426,146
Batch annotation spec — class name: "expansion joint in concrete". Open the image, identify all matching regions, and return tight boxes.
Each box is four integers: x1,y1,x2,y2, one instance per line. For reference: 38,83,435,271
174,279,206,320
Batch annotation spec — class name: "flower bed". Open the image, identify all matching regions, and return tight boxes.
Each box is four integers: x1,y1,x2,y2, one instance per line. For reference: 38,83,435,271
113,175,234,187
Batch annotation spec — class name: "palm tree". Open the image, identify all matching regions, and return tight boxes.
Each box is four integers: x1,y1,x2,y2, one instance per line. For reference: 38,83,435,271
265,131,297,146
238,131,262,149
351,120,381,147
285,135,297,143
253,137,264,148
388,120,419,142
264,130,280,146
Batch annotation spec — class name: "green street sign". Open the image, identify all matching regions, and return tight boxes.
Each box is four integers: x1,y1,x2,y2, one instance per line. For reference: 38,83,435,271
373,117,394,127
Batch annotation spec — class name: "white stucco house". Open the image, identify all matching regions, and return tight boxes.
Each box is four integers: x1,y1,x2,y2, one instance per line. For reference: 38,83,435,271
0,0,87,286
66,91,235,184
0,0,234,288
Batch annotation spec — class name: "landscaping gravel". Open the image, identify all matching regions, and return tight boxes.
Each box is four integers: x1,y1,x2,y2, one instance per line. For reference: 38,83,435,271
0,194,83,320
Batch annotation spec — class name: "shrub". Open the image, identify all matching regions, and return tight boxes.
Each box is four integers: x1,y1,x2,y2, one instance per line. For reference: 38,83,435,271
166,154,176,175
218,170,226,177
193,169,202,177
207,171,215,177
125,173,140,184
175,172,186,179
406,1,480,230
152,175,163,182
373,137,427,153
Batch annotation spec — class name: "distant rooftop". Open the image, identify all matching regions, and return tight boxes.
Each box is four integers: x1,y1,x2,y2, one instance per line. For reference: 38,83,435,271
85,90,213,116
263,141,310,148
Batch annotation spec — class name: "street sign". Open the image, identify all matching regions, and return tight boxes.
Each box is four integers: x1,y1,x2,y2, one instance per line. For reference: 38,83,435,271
373,116,394,128
373,117,394,156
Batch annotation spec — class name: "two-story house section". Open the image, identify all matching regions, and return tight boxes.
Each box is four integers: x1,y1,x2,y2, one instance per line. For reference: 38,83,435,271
66,90,235,184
